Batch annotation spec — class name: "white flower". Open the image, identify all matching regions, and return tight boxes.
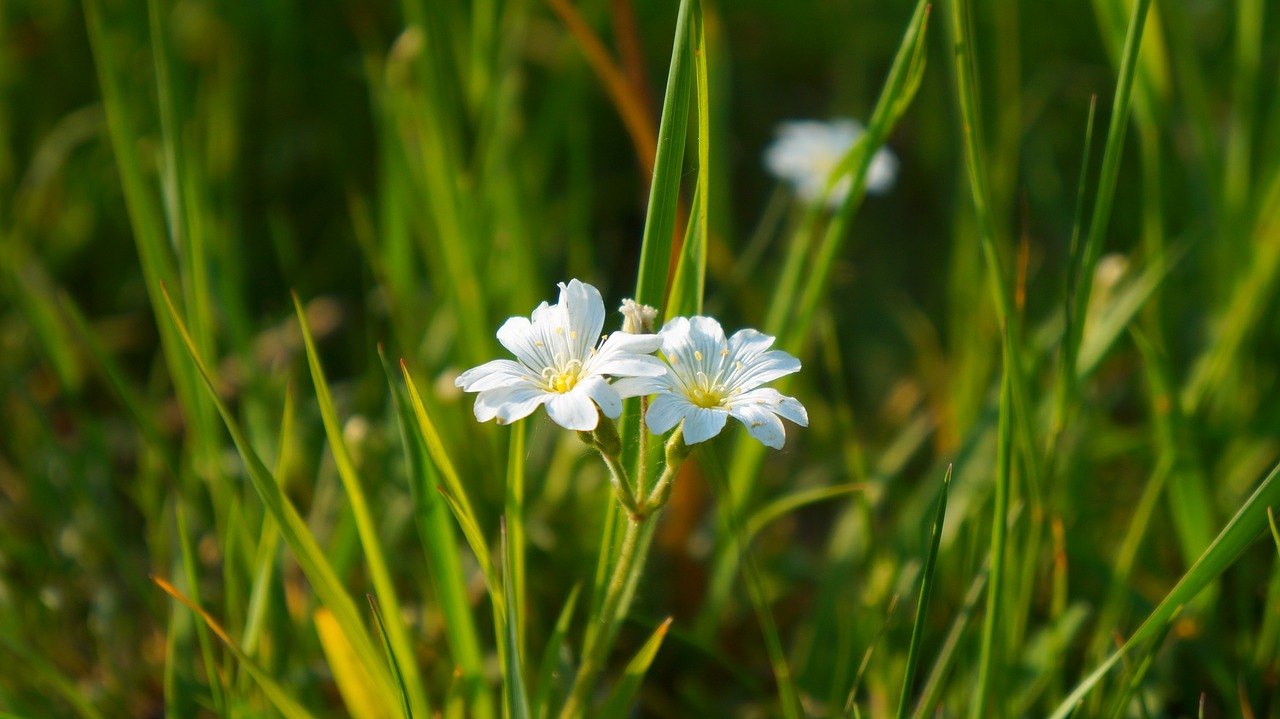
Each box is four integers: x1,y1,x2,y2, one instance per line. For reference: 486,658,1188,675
763,118,898,208
455,280,666,431
614,317,808,449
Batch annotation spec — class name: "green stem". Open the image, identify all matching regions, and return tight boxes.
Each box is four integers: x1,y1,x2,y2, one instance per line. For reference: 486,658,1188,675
559,435,686,718
559,515,646,719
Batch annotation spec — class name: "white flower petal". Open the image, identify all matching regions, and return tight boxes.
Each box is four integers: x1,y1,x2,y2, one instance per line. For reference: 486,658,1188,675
560,279,606,360
726,350,801,392
643,393,688,435
545,389,600,431
578,375,622,419
681,406,729,445
731,388,808,427
727,401,787,449
727,328,776,361
497,315,553,370
589,332,665,377
474,385,548,425
612,375,673,399
455,359,529,392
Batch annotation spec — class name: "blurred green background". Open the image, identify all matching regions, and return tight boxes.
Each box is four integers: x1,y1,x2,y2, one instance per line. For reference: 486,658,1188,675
3,0,1280,716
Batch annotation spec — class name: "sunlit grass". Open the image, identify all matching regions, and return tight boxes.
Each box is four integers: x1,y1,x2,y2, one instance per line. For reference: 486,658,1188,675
3,0,1280,716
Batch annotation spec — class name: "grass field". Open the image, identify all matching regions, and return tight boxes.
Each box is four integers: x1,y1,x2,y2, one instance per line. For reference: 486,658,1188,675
3,0,1280,716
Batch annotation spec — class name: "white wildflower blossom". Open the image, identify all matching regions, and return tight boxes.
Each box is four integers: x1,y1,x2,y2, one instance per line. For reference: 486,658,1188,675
764,118,898,207
614,316,808,449
455,280,666,431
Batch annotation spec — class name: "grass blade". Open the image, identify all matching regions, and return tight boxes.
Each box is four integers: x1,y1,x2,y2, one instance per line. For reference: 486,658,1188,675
597,617,673,718
378,347,492,718
1049,456,1280,718
292,293,430,718
152,576,319,719
633,0,695,308
895,465,952,719
532,584,581,719
316,607,398,719
502,519,533,719
368,595,414,719
158,284,398,706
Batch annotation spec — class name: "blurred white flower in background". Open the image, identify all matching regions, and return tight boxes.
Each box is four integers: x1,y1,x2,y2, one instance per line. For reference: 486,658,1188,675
763,118,899,207
455,280,666,430
615,316,808,449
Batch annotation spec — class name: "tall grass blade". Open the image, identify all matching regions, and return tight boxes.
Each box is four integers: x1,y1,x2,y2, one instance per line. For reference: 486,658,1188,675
502,519,533,719
895,465,952,719
1063,0,1153,394
379,348,491,718
970,327,1014,719
159,284,397,704
1049,457,1280,718
633,0,695,308
292,293,430,718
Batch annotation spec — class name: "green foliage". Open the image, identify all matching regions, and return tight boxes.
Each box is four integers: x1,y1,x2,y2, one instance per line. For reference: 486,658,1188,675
3,0,1280,716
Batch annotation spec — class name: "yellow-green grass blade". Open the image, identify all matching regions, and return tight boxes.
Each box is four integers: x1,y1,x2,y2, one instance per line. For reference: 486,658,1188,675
633,0,695,309
368,594,414,719
506,422,528,672
532,584,581,719
665,0,710,320
502,520,533,719
152,576,319,719
895,466,952,719
315,607,398,719
910,570,988,719
398,362,502,611
597,617,673,718
292,293,431,719
379,347,491,718
159,284,398,706
1049,456,1280,718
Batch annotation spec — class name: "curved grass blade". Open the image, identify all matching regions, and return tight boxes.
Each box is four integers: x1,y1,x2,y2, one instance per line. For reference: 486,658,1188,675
1049,457,1280,718
895,465,952,719
151,576,318,719
597,617,673,718
159,284,397,706
292,294,430,719
368,595,414,719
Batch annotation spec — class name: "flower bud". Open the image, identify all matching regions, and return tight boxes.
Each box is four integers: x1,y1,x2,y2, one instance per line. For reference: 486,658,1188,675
619,299,659,334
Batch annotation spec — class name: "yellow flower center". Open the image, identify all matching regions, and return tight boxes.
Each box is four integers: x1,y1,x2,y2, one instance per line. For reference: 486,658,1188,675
543,358,584,394
686,370,730,408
